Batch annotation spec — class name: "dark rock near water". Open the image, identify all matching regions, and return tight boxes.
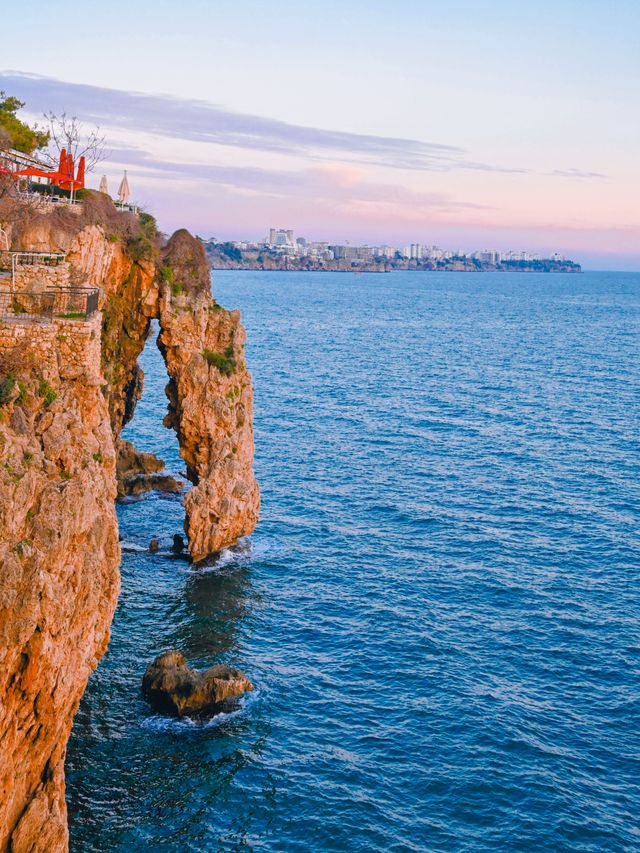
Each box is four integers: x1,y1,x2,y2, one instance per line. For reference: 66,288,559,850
122,362,144,429
142,650,253,718
117,438,164,479
171,534,185,553
116,439,185,496
122,472,185,497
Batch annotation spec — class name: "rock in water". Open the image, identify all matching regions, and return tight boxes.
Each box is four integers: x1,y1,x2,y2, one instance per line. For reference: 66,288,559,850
171,533,185,553
122,472,184,496
142,650,253,717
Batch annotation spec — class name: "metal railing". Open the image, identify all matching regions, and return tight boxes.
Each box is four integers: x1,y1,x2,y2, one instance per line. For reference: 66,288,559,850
16,191,81,207
114,201,139,214
0,251,67,269
0,287,100,322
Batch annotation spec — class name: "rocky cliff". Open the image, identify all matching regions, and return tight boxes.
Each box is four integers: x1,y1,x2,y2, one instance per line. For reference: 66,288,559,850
0,194,259,850
0,315,120,852
158,231,260,561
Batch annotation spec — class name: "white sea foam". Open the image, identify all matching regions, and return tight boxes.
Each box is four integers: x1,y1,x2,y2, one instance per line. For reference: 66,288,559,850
121,542,149,553
140,689,259,733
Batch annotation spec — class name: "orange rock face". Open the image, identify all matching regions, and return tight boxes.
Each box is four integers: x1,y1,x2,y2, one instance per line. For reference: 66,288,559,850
0,316,120,853
158,230,260,561
0,206,259,850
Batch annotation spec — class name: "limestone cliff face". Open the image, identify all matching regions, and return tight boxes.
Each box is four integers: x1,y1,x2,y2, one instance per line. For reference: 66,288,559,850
0,198,259,850
9,213,158,437
158,232,260,561
0,316,120,853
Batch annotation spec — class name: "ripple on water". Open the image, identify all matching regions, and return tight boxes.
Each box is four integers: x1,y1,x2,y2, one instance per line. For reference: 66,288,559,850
67,272,640,852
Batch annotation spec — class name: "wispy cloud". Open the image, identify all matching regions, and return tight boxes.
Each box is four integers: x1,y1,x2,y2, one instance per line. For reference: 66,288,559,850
105,143,487,221
1,71,466,172
549,168,607,180
0,70,592,179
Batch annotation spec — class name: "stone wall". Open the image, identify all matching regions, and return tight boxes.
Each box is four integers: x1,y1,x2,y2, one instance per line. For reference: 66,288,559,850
13,265,71,292
0,315,101,378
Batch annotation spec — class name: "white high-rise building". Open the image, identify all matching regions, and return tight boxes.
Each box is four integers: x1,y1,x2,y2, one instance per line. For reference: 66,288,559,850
268,228,296,248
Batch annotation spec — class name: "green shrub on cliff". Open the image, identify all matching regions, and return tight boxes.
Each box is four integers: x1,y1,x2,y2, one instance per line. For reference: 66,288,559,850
203,345,236,376
218,242,242,263
126,212,160,263
160,266,175,284
38,379,57,407
127,234,155,262
0,375,15,406
139,212,157,234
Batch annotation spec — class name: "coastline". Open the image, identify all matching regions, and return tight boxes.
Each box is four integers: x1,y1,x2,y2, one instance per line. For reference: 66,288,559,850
208,263,583,274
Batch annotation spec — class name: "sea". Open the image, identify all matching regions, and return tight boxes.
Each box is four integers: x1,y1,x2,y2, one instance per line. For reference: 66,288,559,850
66,270,640,852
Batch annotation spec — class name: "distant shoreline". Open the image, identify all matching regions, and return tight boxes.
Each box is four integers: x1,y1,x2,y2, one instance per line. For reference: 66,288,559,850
208,262,583,274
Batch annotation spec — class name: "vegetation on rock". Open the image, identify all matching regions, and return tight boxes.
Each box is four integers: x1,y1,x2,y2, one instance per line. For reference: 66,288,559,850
38,379,57,407
203,345,236,376
0,375,15,406
0,92,49,153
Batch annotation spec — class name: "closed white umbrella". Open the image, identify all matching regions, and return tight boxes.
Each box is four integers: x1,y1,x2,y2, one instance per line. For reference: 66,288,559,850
99,175,109,195
117,170,130,204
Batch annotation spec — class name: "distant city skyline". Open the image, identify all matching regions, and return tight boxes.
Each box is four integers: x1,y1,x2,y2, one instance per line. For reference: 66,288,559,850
1,0,639,270
212,227,572,265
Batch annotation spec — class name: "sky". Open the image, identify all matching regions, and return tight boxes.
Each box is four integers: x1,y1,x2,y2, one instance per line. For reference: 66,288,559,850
1,0,639,269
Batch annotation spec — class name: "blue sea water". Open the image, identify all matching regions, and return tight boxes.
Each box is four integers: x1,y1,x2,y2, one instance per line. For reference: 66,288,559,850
66,270,640,852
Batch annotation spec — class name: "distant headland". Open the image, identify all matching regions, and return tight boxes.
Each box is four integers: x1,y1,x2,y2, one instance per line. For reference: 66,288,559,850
201,229,582,273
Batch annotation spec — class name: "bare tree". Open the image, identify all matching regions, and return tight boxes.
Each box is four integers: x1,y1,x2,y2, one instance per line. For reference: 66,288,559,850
0,179,42,257
43,113,108,173
0,100,51,246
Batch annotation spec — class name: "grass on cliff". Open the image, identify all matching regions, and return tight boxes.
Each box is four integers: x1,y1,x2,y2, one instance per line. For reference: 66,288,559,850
203,345,236,376
126,211,159,262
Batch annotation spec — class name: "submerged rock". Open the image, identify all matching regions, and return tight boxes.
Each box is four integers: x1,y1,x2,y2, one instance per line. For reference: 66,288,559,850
142,650,253,718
